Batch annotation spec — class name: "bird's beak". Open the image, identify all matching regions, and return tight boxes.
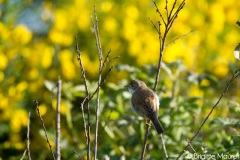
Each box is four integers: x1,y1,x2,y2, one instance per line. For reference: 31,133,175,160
124,85,129,88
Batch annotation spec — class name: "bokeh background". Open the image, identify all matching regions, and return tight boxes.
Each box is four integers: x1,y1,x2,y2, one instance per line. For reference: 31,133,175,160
0,0,239,159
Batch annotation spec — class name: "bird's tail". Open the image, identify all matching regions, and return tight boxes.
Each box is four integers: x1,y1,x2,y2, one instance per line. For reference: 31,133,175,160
150,116,164,134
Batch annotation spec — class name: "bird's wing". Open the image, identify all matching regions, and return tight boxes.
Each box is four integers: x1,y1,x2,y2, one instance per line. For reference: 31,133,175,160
132,89,157,117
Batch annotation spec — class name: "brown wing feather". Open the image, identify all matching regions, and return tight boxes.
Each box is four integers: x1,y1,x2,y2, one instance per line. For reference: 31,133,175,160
132,88,156,117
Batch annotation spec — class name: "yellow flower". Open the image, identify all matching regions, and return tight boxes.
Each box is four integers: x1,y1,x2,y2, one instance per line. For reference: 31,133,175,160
49,30,73,46
122,18,137,41
200,79,210,87
211,59,229,77
0,71,4,82
209,4,225,34
188,85,203,97
104,17,117,34
126,5,139,20
101,1,113,12
28,68,39,80
0,94,8,110
38,104,48,116
0,52,8,70
59,49,76,80
10,109,28,132
53,9,68,31
16,81,28,93
40,45,54,69
12,25,32,45
0,22,10,41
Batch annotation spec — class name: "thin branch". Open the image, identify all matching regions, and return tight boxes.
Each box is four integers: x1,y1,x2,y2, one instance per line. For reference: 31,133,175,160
75,36,91,160
27,112,31,160
186,139,197,154
148,17,160,35
56,78,62,160
88,66,114,102
160,134,168,159
20,148,27,160
166,30,194,47
143,0,186,159
91,5,103,64
74,150,83,160
102,50,111,72
168,0,178,20
107,56,121,66
76,6,119,160
86,102,91,160
91,6,103,160
165,0,169,19
176,69,240,159
169,1,185,24
75,36,90,96
153,0,167,26
81,97,88,145
33,100,56,160
141,119,151,160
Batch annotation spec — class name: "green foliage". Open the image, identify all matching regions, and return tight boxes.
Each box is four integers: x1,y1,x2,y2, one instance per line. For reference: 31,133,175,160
0,0,240,159
237,21,240,26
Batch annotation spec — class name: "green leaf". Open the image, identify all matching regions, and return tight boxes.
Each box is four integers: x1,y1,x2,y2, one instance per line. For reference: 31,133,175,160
234,43,240,60
44,80,56,92
236,21,240,26
210,118,240,126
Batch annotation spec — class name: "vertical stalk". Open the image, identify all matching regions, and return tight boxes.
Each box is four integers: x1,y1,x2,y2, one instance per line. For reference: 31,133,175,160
56,78,62,160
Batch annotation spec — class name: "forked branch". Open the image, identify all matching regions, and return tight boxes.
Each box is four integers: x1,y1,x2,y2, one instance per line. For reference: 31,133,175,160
76,6,119,160
141,0,187,159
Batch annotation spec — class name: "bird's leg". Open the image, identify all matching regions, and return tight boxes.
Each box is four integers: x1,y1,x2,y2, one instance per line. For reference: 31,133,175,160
145,118,151,127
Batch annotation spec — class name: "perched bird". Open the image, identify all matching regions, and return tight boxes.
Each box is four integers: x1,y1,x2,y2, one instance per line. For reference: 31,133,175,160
125,79,164,134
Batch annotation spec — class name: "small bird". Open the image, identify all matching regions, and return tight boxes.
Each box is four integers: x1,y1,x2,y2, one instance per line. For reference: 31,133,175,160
125,79,164,134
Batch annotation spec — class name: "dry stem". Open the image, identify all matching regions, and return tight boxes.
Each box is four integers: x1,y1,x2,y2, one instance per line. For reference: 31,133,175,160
27,112,31,160
56,78,62,160
34,100,56,160
176,69,240,159
75,36,91,160
141,0,186,159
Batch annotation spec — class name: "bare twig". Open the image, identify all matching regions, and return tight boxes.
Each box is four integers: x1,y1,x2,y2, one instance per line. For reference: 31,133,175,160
107,56,121,66
27,112,31,160
186,139,198,155
168,0,177,19
165,0,169,18
140,0,186,159
153,0,167,26
91,5,103,160
160,134,168,159
88,66,114,102
81,97,88,145
141,119,151,160
33,100,56,160
76,6,119,159
102,50,111,72
166,30,194,47
20,148,27,160
148,17,160,35
74,150,83,160
75,36,91,160
56,78,62,160
176,69,240,159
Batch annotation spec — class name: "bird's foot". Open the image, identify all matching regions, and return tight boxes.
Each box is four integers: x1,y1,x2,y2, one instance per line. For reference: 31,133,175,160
145,118,151,127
